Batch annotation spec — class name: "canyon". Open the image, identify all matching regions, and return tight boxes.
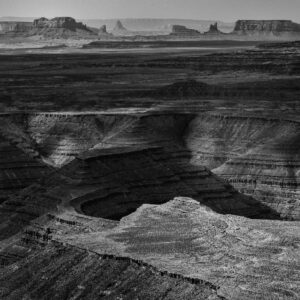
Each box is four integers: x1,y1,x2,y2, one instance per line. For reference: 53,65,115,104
0,36,299,299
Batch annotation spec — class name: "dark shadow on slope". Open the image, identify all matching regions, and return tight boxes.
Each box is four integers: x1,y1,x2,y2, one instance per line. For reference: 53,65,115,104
0,112,284,243
71,145,282,221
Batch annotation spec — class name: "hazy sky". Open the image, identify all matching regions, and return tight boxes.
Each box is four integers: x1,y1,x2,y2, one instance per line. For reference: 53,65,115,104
1,0,300,22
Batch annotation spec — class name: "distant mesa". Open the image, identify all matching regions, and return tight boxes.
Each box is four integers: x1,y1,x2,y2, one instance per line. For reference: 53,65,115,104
33,17,90,32
170,23,226,37
233,20,300,35
169,19,300,39
170,25,201,36
1,17,300,40
204,22,223,35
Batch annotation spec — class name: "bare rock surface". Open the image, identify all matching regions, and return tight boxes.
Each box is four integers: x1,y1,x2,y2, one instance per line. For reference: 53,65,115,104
5,197,298,300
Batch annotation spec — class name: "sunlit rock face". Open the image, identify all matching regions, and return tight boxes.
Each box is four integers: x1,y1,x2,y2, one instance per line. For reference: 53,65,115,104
4,197,297,300
186,114,300,219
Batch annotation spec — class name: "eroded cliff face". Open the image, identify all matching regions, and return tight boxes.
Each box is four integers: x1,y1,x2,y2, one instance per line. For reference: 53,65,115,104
185,114,300,219
0,111,298,221
22,112,191,166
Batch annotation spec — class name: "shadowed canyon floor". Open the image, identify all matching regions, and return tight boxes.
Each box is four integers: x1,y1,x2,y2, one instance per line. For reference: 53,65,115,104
0,42,299,299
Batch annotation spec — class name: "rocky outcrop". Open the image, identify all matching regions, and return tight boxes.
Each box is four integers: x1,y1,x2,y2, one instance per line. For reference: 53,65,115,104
170,25,201,36
33,17,89,32
204,22,223,35
233,20,300,35
4,197,297,300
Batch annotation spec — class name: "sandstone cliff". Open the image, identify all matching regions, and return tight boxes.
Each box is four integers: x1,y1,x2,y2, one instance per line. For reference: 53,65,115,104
186,114,300,220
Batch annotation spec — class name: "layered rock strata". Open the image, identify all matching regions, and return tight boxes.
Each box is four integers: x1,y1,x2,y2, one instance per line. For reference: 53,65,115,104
186,114,300,219
2,197,297,299
0,143,276,243
0,111,298,220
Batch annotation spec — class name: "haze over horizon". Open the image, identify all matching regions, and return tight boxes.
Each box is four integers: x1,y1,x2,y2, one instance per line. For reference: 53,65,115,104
1,0,300,22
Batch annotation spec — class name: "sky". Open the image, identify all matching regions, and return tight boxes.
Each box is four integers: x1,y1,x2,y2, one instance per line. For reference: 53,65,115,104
1,0,300,22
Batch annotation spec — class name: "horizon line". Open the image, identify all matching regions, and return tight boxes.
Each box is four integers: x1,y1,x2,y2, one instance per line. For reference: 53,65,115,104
0,16,298,23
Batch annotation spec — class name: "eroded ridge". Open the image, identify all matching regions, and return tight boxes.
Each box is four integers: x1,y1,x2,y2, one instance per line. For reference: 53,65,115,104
1,197,298,300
